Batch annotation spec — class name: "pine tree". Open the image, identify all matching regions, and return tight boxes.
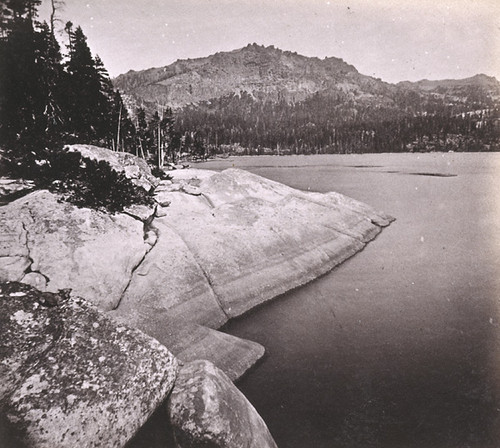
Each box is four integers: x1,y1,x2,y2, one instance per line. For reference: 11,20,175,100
0,1,54,146
0,15,38,144
147,111,161,166
161,106,175,163
34,21,65,139
93,54,115,143
65,25,108,142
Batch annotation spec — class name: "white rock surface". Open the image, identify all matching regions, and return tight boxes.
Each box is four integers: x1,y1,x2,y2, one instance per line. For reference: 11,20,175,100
0,190,148,310
0,148,393,381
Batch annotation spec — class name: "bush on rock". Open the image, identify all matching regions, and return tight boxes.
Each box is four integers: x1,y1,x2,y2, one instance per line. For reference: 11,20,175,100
4,143,155,213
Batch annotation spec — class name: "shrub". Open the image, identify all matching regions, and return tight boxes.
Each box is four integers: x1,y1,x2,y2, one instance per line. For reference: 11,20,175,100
150,166,173,181
4,143,155,213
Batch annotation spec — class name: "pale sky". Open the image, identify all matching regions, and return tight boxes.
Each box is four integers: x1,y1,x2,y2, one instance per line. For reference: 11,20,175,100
38,0,500,83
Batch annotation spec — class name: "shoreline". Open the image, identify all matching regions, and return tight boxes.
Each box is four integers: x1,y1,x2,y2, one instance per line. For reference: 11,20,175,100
1,146,395,447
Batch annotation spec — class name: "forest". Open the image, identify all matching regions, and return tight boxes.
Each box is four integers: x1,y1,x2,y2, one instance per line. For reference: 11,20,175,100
175,90,500,155
0,0,193,172
1,0,499,169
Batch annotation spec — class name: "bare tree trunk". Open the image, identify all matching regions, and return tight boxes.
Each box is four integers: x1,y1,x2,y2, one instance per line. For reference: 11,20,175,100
50,0,64,35
158,123,162,168
139,138,145,159
116,103,122,152
50,0,56,34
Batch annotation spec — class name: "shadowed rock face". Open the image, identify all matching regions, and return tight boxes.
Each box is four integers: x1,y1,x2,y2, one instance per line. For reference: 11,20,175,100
0,282,177,448
167,360,278,448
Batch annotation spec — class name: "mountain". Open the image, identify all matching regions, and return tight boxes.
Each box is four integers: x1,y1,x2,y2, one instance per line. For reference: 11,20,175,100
114,44,500,110
398,74,500,92
113,45,500,154
397,74,500,105
114,43,399,109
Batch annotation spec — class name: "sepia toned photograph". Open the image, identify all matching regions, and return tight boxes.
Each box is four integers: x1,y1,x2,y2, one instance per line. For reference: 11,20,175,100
1,0,500,447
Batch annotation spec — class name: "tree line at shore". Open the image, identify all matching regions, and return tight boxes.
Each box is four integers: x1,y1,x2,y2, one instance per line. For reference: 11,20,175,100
1,0,499,167
176,90,500,155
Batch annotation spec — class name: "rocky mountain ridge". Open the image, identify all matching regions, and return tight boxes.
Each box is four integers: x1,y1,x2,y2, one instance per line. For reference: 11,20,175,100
114,44,398,109
398,73,500,91
113,44,500,110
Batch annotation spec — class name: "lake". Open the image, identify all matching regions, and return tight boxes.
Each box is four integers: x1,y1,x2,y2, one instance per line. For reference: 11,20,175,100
196,153,500,448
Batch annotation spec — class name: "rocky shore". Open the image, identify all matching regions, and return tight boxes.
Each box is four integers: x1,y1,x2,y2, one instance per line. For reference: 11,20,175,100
0,145,393,447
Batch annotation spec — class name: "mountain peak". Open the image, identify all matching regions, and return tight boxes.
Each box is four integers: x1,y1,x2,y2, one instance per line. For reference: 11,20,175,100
113,45,499,113
114,44,362,108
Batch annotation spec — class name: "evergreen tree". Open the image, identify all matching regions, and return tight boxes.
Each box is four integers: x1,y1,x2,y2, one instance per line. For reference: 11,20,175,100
147,111,161,166
161,106,175,163
34,21,65,139
0,3,61,147
0,0,160,165
65,25,108,142
93,54,115,144
0,15,38,144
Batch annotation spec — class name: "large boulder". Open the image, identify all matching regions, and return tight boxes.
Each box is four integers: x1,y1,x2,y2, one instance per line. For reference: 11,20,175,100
0,281,178,448
147,168,393,319
167,360,277,448
0,190,148,311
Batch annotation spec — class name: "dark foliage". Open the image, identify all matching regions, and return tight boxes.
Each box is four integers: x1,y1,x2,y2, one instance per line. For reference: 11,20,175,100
4,143,154,213
150,166,172,181
0,4,137,156
174,90,500,154
50,153,155,213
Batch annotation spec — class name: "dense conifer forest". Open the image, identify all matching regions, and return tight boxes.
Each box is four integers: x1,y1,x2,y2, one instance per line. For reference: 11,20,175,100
175,89,500,155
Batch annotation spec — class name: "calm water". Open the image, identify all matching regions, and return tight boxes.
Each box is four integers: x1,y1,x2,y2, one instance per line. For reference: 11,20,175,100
197,153,500,448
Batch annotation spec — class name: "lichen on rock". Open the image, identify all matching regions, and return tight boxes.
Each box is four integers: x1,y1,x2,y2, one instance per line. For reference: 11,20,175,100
0,282,177,448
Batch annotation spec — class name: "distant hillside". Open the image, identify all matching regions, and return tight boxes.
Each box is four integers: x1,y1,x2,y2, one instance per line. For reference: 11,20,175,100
397,74,500,105
398,74,500,92
113,45,500,154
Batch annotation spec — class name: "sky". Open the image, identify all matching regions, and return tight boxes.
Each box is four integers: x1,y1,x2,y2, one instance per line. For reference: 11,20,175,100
38,0,500,83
